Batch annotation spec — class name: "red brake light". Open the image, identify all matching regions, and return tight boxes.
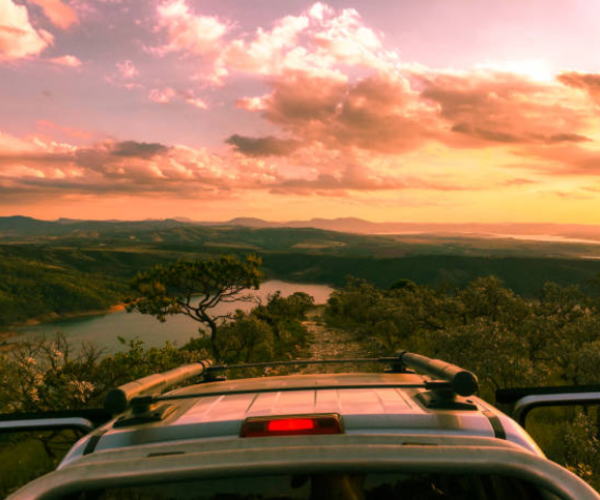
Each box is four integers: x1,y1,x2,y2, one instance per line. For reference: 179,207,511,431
267,418,314,432
240,414,343,438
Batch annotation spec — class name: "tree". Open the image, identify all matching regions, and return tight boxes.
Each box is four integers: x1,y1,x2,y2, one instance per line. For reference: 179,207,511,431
127,254,263,359
252,291,314,339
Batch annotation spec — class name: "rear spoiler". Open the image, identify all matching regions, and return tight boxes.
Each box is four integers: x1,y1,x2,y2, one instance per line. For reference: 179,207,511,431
496,384,600,428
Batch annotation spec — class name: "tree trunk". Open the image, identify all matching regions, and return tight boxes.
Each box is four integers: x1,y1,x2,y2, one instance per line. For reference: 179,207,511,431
206,316,220,361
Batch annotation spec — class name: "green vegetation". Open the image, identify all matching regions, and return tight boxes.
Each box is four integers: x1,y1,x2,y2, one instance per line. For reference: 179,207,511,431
325,275,600,489
128,254,263,358
0,246,125,327
3,237,600,330
183,291,313,364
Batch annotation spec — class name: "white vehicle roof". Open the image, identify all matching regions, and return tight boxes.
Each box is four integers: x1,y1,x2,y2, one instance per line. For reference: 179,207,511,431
60,372,542,467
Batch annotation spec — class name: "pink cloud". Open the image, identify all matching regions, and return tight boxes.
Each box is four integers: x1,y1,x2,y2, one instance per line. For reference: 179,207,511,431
37,119,93,141
150,2,395,85
28,0,78,29
178,89,208,109
49,54,81,67
0,0,53,61
0,134,235,199
0,130,475,204
116,59,138,78
148,87,175,104
220,2,393,81
154,0,228,58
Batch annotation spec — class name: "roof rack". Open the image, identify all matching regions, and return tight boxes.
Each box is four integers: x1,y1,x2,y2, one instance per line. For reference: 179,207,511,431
0,352,481,434
104,351,479,417
104,360,213,415
496,384,600,427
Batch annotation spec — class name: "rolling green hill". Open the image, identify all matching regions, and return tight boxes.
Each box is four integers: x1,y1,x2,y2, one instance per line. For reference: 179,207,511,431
2,217,600,328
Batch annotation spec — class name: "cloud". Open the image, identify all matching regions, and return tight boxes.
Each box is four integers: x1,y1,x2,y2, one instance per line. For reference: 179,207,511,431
116,59,138,78
0,130,478,204
150,1,395,85
217,6,597,162
49,54,81,67
178,89,208,109
418,70,594,147
226,135,301,157
147,87,208,109
557,71,600,105
37,119,93,141
269,163,474,195
0,0,53,61
28,0,78,29
236,71,433,155
148,87,175,104
154,0,228,58
109,140,169,158
503,177,537,186
514,144,600,176
220,2,394,79
0,135,236,198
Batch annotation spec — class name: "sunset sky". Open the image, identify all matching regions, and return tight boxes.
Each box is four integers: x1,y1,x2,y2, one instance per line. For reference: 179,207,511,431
1,0,600,222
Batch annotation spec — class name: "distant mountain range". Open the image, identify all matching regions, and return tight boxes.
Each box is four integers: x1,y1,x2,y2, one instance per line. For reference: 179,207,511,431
2,215,600,242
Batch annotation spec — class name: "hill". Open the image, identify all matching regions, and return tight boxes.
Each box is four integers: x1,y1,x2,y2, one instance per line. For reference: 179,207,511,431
2,217,600,328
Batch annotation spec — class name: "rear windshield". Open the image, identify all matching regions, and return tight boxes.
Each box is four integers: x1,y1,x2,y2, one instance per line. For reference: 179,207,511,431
69,472,546,500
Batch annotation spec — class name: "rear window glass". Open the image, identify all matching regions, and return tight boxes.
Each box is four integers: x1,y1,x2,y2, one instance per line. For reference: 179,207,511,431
69,472,545,500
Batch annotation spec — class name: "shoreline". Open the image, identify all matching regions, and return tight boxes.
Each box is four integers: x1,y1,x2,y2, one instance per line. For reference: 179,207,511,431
0,303,126,341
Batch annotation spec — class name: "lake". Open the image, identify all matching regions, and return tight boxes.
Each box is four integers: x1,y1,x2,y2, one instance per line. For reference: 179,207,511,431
15,281,334,355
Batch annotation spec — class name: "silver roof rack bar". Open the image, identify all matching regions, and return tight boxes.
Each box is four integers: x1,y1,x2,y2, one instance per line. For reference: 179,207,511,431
513,391,600,428
104,360,213,415
398,351,479,397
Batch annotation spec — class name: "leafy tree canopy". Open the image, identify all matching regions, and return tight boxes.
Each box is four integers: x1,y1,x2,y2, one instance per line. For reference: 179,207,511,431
127,254,263,358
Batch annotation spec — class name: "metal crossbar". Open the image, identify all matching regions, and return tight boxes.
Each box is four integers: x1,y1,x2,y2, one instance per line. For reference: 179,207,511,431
207,357,399,372
135,383,433,405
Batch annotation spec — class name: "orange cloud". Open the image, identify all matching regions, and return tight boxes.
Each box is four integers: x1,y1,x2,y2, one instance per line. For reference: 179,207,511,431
28,0,78,29
418,70,594,147
514,144,600,176
234,71,434,155
49,54,81,67
0,0,53,61
557,71,600,105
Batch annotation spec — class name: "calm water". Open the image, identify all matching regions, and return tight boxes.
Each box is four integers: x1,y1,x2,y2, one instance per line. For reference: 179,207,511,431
15,281,334,355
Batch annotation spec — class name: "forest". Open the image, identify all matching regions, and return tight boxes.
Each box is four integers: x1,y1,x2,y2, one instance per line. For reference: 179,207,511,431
4,238,600,328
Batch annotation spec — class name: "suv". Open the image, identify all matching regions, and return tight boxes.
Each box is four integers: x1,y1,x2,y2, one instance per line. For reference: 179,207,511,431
3,352,600,500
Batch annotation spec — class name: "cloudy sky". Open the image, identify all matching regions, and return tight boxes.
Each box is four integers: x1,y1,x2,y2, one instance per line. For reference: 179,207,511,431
1,0,600,222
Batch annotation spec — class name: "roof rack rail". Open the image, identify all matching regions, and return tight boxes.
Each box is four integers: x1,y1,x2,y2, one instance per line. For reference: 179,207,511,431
397,351,479,397
104,352,479,416
205,357,400,376
104,360,213,415
496,385,600,428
